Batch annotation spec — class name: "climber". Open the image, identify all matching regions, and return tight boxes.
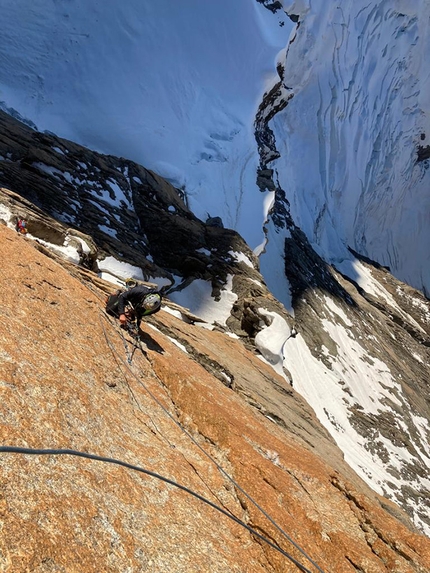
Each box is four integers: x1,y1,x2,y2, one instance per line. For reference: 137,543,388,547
16,217,28,235
105,281,162,328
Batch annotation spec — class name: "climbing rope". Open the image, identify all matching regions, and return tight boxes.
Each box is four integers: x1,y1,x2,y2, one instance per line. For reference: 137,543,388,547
100,313,265,532
53,277,327,573
0,445,314,573
98,310,328,573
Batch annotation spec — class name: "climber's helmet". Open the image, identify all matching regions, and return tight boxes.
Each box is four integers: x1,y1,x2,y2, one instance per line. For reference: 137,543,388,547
143,293,161,311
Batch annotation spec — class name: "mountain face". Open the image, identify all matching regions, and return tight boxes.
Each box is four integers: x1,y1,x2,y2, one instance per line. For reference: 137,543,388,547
264,0,430,299
1,200,430,572
0,111,429,570
0,0,428,298
0,0,430,569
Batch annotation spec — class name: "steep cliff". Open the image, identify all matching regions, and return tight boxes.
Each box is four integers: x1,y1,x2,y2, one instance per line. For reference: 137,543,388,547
1,109,430,538
265,0,430,296
1,224,430,572
0,105,430,573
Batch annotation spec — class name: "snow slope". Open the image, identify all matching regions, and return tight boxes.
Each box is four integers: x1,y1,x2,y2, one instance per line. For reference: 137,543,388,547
271,0,430,295
0,0,292,253
2,1,428,297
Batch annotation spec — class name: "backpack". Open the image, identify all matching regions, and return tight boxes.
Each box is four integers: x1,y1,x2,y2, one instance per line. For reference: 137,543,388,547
105,289,123,316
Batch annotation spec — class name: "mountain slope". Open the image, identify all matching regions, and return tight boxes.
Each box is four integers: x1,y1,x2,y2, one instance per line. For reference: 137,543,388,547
258,0,430,298
1,109,429,538
0,0,429,297
1,223,430,572
0,0,291,253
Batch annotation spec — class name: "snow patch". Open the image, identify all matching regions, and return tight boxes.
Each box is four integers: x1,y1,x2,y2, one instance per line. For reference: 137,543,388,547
168,275,237,326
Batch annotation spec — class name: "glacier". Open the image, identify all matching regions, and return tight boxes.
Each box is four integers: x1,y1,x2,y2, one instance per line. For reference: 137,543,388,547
271,0,430,297
0,0,293,255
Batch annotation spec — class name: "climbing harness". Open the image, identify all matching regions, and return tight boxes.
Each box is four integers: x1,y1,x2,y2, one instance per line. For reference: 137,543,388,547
121,312,152,363
120,321,142,364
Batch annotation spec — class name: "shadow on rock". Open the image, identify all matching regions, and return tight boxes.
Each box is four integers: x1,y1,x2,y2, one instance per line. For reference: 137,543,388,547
138,329,165,354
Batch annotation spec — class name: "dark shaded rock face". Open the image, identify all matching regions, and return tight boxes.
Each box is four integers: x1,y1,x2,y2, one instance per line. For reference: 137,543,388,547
0,111,261,302
254,82,293,168
255,0,284,14
417,144,430,162
206,215,224,228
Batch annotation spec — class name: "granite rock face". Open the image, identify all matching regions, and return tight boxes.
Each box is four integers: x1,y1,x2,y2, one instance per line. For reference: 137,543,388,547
0,224,429,572
1,109,430,570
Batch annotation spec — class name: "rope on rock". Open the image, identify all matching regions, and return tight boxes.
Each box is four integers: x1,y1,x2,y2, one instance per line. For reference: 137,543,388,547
63,279,327,573
98,311,328,573
0,445,314,573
